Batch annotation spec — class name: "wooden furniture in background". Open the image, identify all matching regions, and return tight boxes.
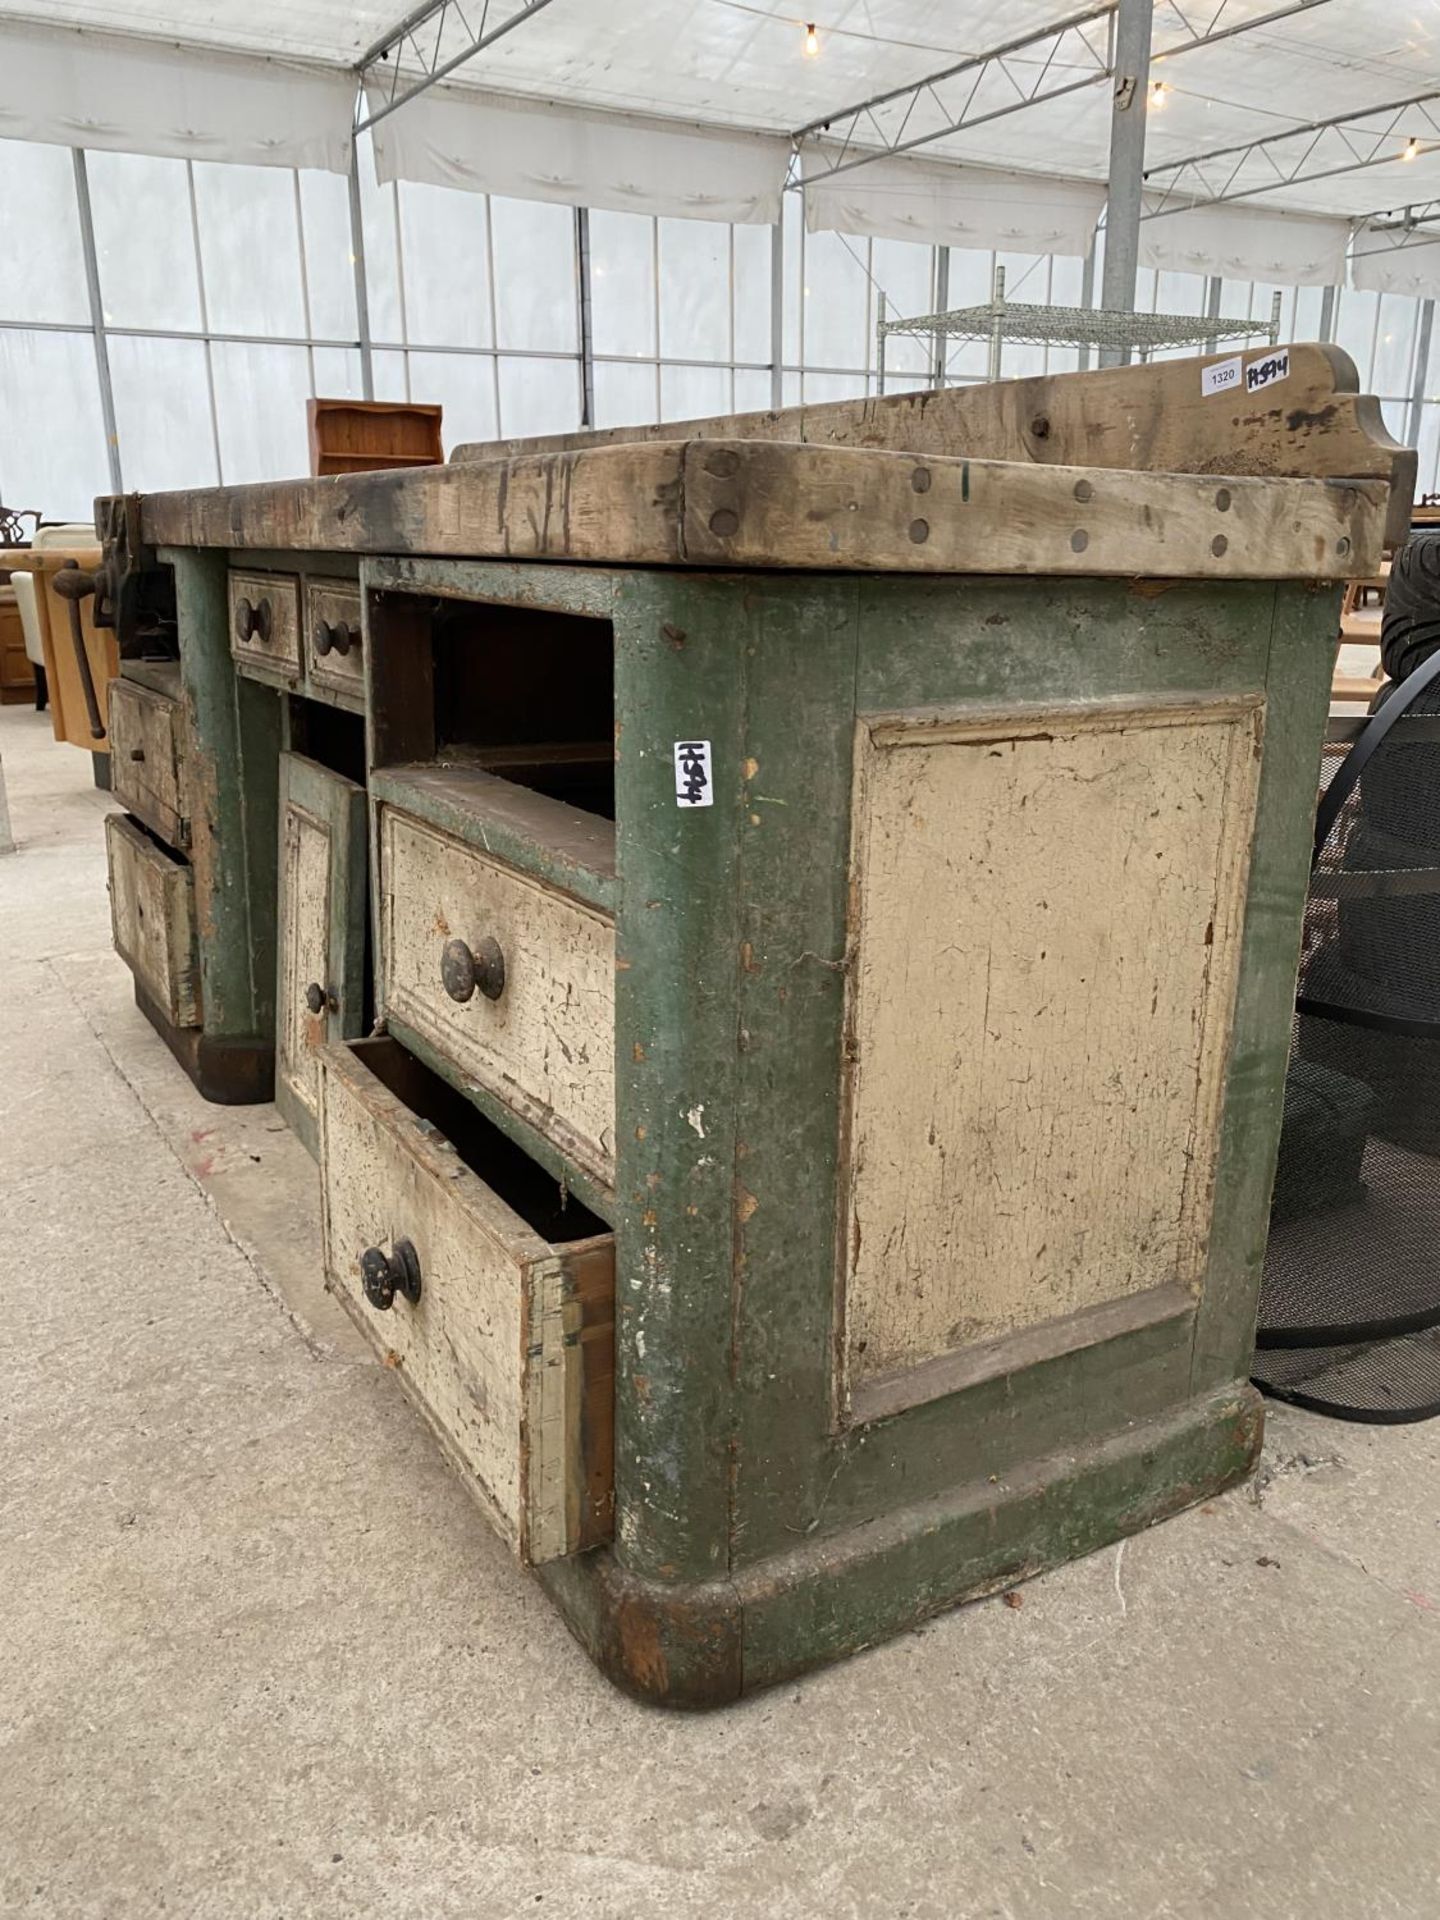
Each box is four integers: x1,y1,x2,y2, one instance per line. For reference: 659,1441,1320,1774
0,584,33,704
307,399,443,477
0,543,117,751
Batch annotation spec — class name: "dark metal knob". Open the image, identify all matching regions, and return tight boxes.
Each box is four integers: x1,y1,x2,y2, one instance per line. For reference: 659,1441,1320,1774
235,595,272,644
304,981,326,1016
315,619,358,658
360,1238,421,1311
441,935,505,1004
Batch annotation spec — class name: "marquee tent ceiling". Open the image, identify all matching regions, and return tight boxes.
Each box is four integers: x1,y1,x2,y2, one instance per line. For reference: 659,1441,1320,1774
4,0,1440,227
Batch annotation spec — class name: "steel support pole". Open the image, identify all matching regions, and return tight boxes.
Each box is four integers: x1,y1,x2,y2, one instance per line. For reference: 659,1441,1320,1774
1078,226,1099,371
769,218,785,412
348,135,376,401
931,246,950,388
1099,0,1153,366
1203,275,1222,355
575,206,595,429
71,148,123,495
1319,284,1337,341
1409,299,1435,449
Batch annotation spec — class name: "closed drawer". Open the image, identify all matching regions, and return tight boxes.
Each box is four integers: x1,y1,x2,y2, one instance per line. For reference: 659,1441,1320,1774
109,678,188,847
228,569,300,678
305,580,364,699
105,813,200,1027
381,807,616,1184
320,1037,614,1563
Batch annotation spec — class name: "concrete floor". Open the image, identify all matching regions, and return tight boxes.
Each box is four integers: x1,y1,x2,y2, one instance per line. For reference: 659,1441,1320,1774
3,702,1440,1920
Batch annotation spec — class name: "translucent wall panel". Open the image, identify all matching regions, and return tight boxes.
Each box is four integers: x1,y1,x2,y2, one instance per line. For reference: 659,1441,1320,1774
373,349,409,401
312,346,365,399
593,358,658,429
491,198,576,354
194,163,307,339
660,362,729,420
400,183,493,349
995,252,1048,379
299,170,359,343
1047,253,1086,374
1373,295,1418,399
89,151,203,333
407,350,498,450
109,334,218,491
943,249,993,381
781,191,803,366
496,355,581,437
804,370,868,402
803,229,870,372
733,223,772,366
0,329,108,519
658,217,729,364
0,141,89,326
358,154,404,346
210,341,312,482
1334,288,1380,386
871,236,933,379
590,210,655,359
1294,284,1328,340
734,368,771,412
1415,405,1440,496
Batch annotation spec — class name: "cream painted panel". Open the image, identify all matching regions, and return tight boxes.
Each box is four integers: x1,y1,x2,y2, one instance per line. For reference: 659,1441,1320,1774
318,1043,614,1562
841,696,1263,1395
381,809,616,1182
109,679,187,848
105,811,199,1027
276,801,333,1122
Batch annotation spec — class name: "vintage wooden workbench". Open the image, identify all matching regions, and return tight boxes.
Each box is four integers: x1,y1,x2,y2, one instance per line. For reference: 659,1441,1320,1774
95,344,1408,1704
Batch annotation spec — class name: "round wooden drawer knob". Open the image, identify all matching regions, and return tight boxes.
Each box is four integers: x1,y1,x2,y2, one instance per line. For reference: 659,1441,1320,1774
314,619,359,658
360,1238,422,1312
441,935,506,1004
235,595,272,644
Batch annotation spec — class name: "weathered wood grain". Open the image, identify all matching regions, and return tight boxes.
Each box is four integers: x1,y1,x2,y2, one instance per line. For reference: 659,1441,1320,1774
137,440,1387,580
105,812,200,1028
380,806,616,1185
319,1038,614,1563
840,695,1263,1398
453,344,1414,546
108,677,189,849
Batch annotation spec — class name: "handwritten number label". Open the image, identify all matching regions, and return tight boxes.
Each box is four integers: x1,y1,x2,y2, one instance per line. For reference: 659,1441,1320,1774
674,739,714,808
1244,349,1290,394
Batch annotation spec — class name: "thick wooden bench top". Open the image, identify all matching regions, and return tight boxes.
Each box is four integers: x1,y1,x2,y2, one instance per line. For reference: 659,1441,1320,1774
138,439,1386,581
453,343,1414,550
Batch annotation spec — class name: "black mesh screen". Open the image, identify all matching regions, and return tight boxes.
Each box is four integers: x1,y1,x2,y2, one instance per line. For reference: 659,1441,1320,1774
1253,558,1440,1422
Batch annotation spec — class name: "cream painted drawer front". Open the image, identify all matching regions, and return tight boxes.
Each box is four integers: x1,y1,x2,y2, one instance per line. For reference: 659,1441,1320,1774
109,678,188,848
228,569,301,678
305,580,364,698
381,808,616,1182
105,812,200,1027
319,1039,614,1563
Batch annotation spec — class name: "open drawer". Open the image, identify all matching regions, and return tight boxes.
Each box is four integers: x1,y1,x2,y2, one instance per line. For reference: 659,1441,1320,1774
319,1037,614,1563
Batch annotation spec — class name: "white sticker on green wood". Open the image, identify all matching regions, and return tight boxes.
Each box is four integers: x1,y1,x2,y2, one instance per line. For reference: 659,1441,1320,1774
1201,356,1242,398
674,740,713,807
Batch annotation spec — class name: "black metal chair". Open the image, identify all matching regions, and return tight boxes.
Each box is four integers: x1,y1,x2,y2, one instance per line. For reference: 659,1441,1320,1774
1253,534,1440,1421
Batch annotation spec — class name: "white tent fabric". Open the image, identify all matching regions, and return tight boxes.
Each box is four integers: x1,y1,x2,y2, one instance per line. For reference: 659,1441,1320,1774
0,22,354,172
1351,229,1440,299
368,83,787,225
1139,199,1349,288
801,149,1104,259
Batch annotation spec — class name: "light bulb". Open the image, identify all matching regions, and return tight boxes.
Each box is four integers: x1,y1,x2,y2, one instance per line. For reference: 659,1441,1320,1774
804,22,819,57
1404,137,1420,161
1149,81,1169,109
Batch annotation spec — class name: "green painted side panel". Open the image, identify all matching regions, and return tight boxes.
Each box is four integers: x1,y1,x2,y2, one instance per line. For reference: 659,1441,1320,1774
166,547,279,1043
610,572,753,1582
365,555,620,620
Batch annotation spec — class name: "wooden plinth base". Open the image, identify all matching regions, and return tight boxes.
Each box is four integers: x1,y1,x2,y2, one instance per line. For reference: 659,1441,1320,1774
134,980,275,1106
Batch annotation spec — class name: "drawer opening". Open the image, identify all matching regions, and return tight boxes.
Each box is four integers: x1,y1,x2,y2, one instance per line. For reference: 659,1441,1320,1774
349,1036,607,1245
286,697,367,785
117,810,189,868
370,591,615,823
